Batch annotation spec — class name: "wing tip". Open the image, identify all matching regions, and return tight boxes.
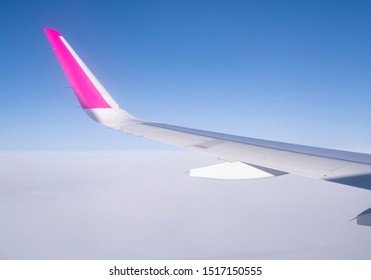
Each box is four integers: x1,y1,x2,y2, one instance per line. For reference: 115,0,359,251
44,28,62,37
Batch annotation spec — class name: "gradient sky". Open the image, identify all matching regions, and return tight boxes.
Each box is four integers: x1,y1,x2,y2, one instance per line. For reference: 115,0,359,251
1,1,371,260
1,0,371,151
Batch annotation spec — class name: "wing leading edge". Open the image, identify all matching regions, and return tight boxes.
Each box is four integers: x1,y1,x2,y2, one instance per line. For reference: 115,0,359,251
44,28,371,190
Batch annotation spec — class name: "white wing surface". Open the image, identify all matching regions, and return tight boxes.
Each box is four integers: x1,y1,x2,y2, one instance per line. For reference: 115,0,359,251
44,28,371,190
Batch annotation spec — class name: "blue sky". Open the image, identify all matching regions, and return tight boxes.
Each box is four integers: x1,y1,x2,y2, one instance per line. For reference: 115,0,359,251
1,0,371,261
2,0,371,151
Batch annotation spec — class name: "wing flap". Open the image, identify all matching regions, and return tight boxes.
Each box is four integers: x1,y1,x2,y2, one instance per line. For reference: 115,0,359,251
190,161,287,180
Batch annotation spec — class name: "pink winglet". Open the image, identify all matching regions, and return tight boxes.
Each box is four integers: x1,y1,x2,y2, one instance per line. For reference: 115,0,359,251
44,28,111,109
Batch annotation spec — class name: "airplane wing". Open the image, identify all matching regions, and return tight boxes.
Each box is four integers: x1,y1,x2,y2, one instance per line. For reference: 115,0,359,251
44,28,371,190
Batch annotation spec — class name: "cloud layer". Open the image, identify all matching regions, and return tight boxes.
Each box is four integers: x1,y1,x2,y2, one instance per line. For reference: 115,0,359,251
1,151,370,259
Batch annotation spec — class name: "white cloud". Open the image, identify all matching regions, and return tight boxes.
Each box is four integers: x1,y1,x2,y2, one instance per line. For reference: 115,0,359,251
0,151,370,259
